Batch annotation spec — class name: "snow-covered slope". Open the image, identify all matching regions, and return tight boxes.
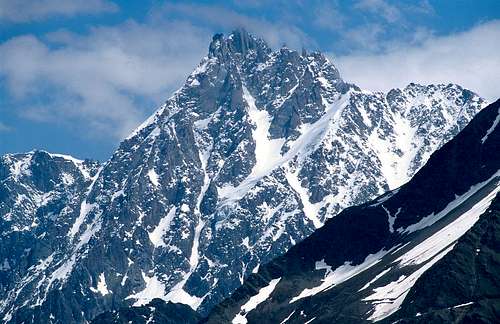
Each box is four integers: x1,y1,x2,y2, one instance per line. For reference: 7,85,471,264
205,99,500,324
0,30,487,323
0,151,100,320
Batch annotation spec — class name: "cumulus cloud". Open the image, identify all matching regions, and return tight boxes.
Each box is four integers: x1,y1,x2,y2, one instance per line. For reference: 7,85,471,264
333,20,500,101
0,0,118,22
157,3,314,50
0,20,209,138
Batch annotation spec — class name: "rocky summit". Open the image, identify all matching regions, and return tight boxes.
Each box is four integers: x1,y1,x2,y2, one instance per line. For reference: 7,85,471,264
0,30,488,323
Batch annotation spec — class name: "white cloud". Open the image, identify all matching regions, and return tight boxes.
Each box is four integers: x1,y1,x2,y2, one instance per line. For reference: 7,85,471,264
355,0,402,23
333,20,500,101
0,3,318,142
0,0,118,22
157,3,314,50
0,20,209,138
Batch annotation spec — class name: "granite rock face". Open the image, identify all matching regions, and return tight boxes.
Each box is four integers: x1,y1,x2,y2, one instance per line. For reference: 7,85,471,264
0,30,488,323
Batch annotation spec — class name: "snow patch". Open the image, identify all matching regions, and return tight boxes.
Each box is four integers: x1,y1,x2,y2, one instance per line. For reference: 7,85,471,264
180,204,190,213
401,170,500,233
285,170,322,228
243,85,285,179
148,169,160,187
148,207,176,248
359,267,392,292
9,154,32,180
127,272,167,306
219,92,349,204
290,250,387,304
364,176,500,321
61,173,74,186
397,182,500,267
364,246,453,321
381,206,400,233
232,278,281,324
481,106,500,143
68,167,102,238
90,273,110,295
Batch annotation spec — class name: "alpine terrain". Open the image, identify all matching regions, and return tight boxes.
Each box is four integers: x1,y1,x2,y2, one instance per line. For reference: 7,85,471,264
206,99,500,323
0,30,488,323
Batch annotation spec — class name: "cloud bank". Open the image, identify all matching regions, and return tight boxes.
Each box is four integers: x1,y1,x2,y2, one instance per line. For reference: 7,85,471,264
333,20,500,101
0,20,209,138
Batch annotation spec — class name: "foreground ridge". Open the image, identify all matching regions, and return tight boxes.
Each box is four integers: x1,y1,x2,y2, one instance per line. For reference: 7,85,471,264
205,99,500,323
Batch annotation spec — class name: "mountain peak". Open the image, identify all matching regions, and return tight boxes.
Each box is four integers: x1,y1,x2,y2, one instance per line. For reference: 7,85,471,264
208,28,270,58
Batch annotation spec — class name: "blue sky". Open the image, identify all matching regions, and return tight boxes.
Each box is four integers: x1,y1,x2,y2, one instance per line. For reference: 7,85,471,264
1,0,499,160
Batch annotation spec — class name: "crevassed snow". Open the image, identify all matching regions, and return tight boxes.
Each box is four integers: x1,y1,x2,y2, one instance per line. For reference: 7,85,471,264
401,170,500,233
232,278,281,324
148,207,176,248
147,169,160,187
364,246,454,322
481,106,500,143
290,250,387,304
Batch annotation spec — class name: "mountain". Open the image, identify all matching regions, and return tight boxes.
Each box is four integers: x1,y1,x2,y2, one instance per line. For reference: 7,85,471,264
91,298,201,324
385,194,500,323
0,29,487,323
0,151,99,313
205,99,500,323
